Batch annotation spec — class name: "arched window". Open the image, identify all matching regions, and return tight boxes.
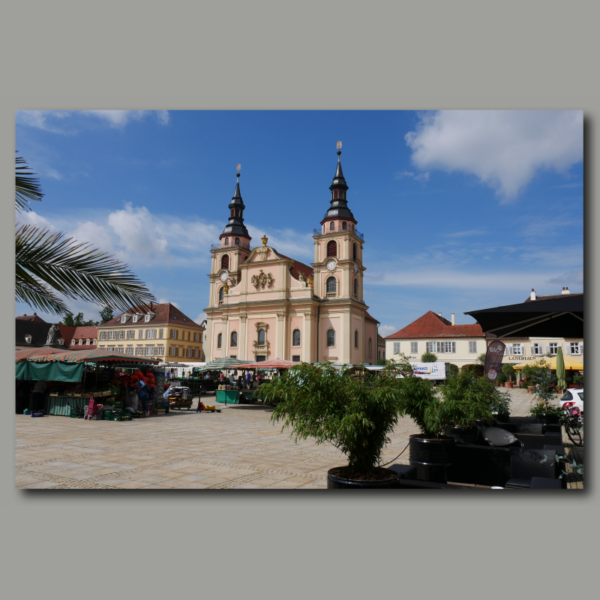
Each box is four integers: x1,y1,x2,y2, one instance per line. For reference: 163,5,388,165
235,237,240,246
327,329,335,347
369,338,373,358
326,277,337,294
224,238,229,245
342,221,347,230
221,254,229,270
333,190,338,199
231,331,237,347
292,329,301,346
258,328,266,345
217,333,222,349
219,287,225,302
353,278,358,297
353,243,357,261
354,330,359,348
327,241,337,257
330,221,335,230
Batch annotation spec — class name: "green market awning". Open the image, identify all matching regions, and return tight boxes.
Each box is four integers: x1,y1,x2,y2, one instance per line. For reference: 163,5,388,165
16,360,84,382
196,357,248,371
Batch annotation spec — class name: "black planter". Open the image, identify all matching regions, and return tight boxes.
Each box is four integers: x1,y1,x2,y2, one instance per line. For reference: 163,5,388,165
445,426,478,444
494,412,511,424
409,435,456,483
535,413,560,425
327,468,399,489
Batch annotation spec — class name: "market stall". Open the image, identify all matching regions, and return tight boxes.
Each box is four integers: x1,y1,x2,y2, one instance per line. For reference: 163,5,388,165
233,359,297,403
195,357,250,404
16,348,161,419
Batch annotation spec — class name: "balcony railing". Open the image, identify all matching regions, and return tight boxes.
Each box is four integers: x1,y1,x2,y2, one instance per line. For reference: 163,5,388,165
313,226,364,240
211,241,254,251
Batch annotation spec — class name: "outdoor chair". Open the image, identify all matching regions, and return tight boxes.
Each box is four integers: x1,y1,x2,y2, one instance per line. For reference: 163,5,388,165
504,448,559,489
481,427,523,448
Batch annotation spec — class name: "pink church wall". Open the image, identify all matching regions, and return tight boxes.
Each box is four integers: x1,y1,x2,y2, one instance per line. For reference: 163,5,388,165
365,319,378,364
319,315,341,361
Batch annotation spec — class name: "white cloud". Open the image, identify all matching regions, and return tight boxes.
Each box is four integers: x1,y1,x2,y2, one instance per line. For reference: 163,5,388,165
16,110,170,133
194,312,207,325
395,170,430,182
444,229,486,238
157,298,180,308
378,324,398,338
246,224,314,261
405,110,583,200
546,270,584,286
16,211,57,231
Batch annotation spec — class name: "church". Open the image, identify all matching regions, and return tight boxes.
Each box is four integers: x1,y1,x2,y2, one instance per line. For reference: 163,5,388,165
203,146,380,365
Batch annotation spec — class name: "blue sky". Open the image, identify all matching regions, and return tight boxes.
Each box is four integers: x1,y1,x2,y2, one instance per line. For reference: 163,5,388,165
15,110,584,336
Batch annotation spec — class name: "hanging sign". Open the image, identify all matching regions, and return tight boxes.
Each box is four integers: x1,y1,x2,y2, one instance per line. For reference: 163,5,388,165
484,340,506,381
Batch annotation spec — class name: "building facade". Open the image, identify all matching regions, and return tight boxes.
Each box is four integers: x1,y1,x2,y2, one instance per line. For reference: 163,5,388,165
97,303,204,363
204,149,379,364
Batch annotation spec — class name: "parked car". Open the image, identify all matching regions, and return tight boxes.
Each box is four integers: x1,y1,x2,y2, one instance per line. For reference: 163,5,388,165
559,388,584,413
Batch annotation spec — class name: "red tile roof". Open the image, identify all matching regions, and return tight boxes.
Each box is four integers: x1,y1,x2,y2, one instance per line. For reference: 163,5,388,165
101,303,204,329
385,311,484,339
68,325,99,350
16,313,47,323
277,252,314,281
524,292,583,302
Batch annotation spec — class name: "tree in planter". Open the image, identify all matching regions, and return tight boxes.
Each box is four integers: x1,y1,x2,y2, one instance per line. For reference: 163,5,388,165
489,388,511,417
421,351,437,363
501,363,516,384
260,362,407,478
526,360,559,416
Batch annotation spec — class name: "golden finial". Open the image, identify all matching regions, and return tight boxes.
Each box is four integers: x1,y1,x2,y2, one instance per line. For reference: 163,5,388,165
223,283,229,294
336,141,342,150
236,163,241,172
307,274,314,287
261,234,268,246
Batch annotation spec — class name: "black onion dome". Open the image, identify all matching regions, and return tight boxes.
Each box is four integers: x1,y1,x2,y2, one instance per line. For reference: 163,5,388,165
324,151,354,221
222,173,250,237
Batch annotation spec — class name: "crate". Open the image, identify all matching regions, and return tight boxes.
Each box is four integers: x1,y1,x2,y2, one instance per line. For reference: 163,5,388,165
121,414,132,421
103,410,113,420
112,414,122,421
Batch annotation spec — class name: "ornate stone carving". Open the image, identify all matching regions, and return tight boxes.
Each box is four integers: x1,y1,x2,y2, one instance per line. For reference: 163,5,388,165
251,269,273,289
45,323,60,346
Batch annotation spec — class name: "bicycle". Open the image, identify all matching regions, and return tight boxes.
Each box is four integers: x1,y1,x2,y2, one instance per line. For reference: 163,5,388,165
563,406,584,447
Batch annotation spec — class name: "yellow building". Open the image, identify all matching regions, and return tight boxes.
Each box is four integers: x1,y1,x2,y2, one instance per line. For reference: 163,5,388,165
96,303,204,363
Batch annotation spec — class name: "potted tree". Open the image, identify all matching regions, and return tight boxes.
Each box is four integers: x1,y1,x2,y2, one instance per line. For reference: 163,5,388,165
527,360,560,424
260,362,405,488
490,388,511,423
397,367,495,483
502,364,516,388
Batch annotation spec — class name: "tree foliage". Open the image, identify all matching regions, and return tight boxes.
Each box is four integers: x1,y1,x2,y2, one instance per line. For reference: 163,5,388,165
421,351,438,362
99,306,114,323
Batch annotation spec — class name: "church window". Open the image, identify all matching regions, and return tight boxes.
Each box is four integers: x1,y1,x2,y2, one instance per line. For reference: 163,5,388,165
355,330,359,348
235,237,240,246
342,221,347,230
258,329,266,345
221,254,229,270
231,331,238,347
327,329,335,347
333,190,338,199
327,241,337,257
353,278,358,297
224,238,229,245
326,277,337,294
217,333,222,349
353,243,357,261
292,355,300,362
292,329,301,346
330,221,335,230
369,338,373,358
219,287,225,303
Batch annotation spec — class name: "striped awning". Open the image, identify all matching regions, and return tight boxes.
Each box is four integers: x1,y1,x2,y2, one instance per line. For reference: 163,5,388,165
17,347,159,365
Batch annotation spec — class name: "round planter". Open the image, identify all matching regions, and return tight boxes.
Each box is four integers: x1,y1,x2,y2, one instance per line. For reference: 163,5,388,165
505,382,514,389
327,467,399,489
445,426,478,444
527,386,535,393
409,435,456,483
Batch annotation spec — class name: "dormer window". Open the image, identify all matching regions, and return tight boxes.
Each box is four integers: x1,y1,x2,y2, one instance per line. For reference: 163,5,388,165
132,315,139,323
121,315,127,323
144,314,151,322
58,338,64,346
79,339,83,345
25,335,32,344
86,339,90,345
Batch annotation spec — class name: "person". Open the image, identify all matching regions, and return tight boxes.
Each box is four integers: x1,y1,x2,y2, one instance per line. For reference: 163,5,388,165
246,370,252,389
237,375,243,390
256,373,262,386
219,372,225,383
229,372,235,385
196,384,205,412
31,380,46,411
137,379,150,417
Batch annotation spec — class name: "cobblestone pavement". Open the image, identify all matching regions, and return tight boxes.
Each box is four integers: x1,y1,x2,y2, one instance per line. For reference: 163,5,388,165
15,388,567,490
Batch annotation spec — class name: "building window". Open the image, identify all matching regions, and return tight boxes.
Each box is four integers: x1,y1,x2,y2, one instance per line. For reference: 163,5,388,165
100,331,106,340
119,330,124,340
326,277,337,294
93,339,97,345
121,316,127,323
569,342,582,354
159,329,164,339
327,240,337,257
430,341,456,354
144,314,151,322
469,341,477,354
393,342,400,354
548,342,559,355
292,355,301,362
136,347,144,356
410,342,418,354
171,329,178,340
327,329,335,347
194,332,200,342
353,279,358,297
138,330,144,339
368,338,373,358
217,333,222,349
235,237,240,246
292,329,301,346
353,243,357,261
126,330,133,339
258,329,266,346
86,339,90,345
219,287,225,303
231,331,238,347
512,343,523,355
146,329,156,339
146,346,154,356
187,348,193,358
157,346,164,355
224,238,229,245
330,221,335,230
342,221,347,230
126,347,133,355
221,255,229,270
132,315,138,323
531,343,542,355
109,331,117,340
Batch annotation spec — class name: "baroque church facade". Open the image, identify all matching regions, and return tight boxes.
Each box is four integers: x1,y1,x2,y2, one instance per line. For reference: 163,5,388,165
204,148,379,364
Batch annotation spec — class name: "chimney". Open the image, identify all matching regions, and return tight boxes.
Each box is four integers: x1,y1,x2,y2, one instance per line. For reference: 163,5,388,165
562,287,570,295
530,289,536,301
438,312,442,317
451,313,455,326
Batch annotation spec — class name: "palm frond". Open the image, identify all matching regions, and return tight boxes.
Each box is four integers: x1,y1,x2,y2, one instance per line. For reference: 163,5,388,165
16,224,155,313
16,154,44,212
15,267,70,315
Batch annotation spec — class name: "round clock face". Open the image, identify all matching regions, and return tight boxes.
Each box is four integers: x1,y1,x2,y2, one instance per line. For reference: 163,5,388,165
326,260,336,272
220,272,228,282
353,263,359,273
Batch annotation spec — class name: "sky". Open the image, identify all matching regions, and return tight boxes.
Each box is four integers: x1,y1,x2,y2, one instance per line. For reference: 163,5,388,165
15,110,584,337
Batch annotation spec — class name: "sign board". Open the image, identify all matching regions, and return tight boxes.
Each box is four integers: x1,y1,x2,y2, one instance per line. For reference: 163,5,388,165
484,340,506,381
409,362,447,381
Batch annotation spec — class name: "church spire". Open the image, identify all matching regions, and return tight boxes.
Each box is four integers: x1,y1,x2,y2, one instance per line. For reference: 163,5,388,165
323,142,355,222
220,165,250,240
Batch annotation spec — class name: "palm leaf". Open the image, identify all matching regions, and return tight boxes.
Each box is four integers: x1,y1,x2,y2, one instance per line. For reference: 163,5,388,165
16,224,155,314
16,154,44,212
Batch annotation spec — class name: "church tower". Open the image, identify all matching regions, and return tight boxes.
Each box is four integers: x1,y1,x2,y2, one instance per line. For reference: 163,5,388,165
208,167,252,309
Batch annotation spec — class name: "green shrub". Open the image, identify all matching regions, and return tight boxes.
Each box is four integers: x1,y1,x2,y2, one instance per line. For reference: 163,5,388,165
421,352,438,363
